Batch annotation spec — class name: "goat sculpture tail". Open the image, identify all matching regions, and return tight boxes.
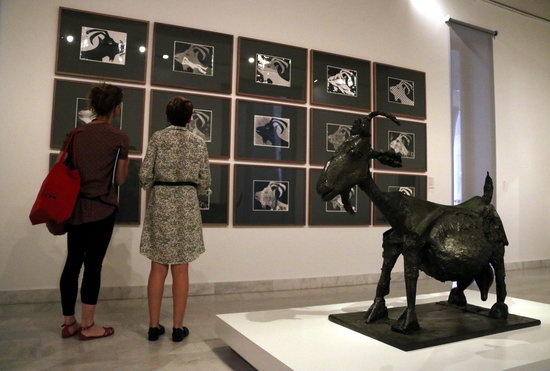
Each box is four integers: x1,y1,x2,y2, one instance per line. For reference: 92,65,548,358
481,172,494,205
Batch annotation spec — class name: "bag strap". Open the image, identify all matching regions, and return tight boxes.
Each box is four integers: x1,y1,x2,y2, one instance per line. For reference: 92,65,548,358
57,130,79,168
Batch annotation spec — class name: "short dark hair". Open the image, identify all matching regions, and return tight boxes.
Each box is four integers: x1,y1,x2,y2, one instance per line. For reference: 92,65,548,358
88,83,123,116
166,96,193,127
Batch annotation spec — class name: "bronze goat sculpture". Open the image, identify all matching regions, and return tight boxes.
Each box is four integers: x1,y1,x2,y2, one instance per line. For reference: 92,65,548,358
317,111,509,334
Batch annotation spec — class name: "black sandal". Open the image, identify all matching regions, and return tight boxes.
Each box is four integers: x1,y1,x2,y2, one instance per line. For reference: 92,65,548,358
148,324,165,341
172,327,189,342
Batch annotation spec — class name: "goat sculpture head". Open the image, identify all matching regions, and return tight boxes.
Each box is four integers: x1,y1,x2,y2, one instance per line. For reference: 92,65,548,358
317,111,402,212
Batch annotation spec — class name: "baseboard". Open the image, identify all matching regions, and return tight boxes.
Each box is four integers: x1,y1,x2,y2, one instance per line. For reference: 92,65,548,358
1,259,548,305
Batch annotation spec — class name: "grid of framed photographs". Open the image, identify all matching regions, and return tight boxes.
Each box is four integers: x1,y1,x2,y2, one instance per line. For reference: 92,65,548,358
51,7,429,227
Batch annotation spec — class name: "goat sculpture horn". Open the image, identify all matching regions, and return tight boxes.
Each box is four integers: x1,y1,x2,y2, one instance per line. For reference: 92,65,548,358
352,111,400,138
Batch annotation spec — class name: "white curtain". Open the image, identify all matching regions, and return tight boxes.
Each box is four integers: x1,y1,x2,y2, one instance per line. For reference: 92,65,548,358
449,20,496,205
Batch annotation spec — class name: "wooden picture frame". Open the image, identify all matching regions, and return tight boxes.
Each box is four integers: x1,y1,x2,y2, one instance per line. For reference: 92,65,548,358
372,173,427,225
56,7,149,83
234,164,305,226
308,168,371,226
237,37,307,103
374,63,426,120
50,78,145,154
310,50,371,112
373,118,427,172
235,99,306,164
151,23,233,93
149,89,231,159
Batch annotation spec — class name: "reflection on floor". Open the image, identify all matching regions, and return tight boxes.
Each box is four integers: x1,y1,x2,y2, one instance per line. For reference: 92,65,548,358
0,267,549,370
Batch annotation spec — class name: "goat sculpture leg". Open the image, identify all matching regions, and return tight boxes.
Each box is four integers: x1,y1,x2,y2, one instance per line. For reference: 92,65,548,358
365,230,401,323
392,249,421,333
489,247,508,319
448,278,474,306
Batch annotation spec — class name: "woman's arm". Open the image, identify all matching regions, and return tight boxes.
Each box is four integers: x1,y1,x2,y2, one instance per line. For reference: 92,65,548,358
196,141,211,195
115,158,129,185
139,134,157,190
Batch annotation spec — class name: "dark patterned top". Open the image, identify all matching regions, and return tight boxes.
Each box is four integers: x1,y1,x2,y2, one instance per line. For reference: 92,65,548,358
62,120,129,225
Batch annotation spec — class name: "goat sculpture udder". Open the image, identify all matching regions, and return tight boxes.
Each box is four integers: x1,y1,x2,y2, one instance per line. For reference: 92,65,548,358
316,111,509,334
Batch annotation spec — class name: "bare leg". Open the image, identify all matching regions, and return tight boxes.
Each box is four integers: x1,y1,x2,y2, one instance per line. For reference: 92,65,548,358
171,263,189,329
148,261,169,327
80,304,109,337
63,315,79,335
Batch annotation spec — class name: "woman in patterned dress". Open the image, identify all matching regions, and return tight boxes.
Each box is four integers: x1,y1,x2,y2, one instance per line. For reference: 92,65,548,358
139,97,210,342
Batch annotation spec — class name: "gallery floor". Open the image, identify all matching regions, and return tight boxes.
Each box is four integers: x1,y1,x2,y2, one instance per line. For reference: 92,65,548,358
0,267,548,370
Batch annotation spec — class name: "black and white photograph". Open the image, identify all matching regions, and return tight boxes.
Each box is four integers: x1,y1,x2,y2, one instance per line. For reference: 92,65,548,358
256,54,291,87
199,193,210,211
173,41,214,76
51,79,144,154
253,180,290,211
200,163,229,225
79,26,127,65
388,185,416,196
75,97,96,125
388,130,415,159
373,172,427,225
152,23,233,93
308,168,371,226
327,66,358,97
310,50,371,111
253,115,290,149
374,63,426,119
310,108,363,165
373,118,426,172
234,164,305,225
189,109,212,142
237,37,307,103
326,123,353,152
56,8,148,83
388,77,415,106
325,187,357,213
235,99,306,164
150,90,231,159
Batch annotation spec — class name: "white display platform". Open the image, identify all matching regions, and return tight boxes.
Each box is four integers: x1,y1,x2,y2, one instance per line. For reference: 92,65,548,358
216,291,549,371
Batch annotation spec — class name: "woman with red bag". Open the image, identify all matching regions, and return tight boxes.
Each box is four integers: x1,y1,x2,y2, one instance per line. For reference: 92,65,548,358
58,83,129,340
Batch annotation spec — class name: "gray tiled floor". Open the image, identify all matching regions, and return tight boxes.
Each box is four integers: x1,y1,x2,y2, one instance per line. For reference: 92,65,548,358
1,267,548,370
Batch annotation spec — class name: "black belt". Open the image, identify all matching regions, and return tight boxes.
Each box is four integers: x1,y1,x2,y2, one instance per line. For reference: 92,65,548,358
153,181,197,188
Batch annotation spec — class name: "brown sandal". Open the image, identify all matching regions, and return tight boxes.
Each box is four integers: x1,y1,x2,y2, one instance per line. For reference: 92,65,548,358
61,321,79,338
78,322,114,341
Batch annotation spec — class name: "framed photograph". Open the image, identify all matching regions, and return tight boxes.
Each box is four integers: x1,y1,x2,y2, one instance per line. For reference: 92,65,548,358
56,8,148,83
235,99,306,164
50,79,145,154
310,50,371,111
151,23,233,94
237,37,307,103
374,63,426,120
373,118,427,172
309,108,364,166
234,164,305,226
201,163,229,225
149,90,231,159
308,169,371,226
48,154,141,224
373,173,427,225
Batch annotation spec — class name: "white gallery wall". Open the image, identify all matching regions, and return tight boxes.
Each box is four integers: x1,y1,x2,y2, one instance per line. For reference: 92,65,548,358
0,0,549,293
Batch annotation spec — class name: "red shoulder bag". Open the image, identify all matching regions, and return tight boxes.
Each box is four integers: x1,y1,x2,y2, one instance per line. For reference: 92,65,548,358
29,131,81,230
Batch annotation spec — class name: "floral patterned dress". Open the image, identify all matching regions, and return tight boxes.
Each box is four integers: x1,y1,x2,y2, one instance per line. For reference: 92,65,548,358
139,125,210,264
